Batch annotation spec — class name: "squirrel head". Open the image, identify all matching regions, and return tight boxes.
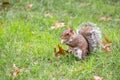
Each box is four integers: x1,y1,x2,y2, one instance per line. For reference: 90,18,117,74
61,29,74,43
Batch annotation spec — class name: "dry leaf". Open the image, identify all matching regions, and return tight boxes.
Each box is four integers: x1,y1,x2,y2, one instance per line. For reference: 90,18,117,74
99,16,112,21
93,76,103,80
58,45,65,55
51,21,65,30
10,64,23,78
11,71,20,78
99,41,112,53
25,4,33,10
9,64,29,79
99,35,112,53
2,2,10,5
104,43,112,53
13,64,19,71
44,13,53,18
80,2,90,7
104,35,111,43
54,45,67,60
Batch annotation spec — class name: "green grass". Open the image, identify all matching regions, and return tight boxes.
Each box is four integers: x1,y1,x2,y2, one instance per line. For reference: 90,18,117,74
0,0,120,80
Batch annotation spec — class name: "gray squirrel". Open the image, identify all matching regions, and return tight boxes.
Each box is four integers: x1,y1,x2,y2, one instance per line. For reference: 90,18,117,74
61,22,102,60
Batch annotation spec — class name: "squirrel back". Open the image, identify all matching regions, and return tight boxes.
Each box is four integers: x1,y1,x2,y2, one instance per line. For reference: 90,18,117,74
77,22,102,52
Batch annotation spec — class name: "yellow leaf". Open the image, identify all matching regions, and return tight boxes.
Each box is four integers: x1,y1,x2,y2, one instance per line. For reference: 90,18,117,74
25,4,33,10
51,21,65,30
93,76,103,80
99,16,112,21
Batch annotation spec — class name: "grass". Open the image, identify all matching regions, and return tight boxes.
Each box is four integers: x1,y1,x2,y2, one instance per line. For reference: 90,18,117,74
0,0,120,80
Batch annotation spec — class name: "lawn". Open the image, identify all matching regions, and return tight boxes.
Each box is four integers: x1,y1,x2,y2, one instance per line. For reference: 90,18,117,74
0,0,120,80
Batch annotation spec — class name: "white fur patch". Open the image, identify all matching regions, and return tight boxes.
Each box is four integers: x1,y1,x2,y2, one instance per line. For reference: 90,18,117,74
69,38,73,42
61,39,64,43
73,48,82,59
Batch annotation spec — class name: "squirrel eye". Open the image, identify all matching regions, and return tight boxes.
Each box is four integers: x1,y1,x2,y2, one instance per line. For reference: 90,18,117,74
66,33,69,36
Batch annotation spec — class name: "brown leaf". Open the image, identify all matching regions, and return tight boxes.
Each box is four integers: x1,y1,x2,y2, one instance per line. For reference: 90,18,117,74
2,2,10,5
13,64,19,71
58,45,65,55
54,45,67,60
104,43,112,53
93,76,103,80
25,4,33,10
11,71,20,78
10,64,22,78
51,21,65,30
99,37,112,53
104,35,111,43
99,16,112,21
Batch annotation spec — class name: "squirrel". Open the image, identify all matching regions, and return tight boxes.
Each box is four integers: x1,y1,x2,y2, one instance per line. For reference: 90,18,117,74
61,22,102,60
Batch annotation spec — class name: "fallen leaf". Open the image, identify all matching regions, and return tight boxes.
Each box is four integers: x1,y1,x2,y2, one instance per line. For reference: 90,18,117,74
104,35,112,43
51,21,65,30
58,45,65,55
10,64,23,78
80,2,90,7
25,4,33,10
2,2,10,5
99,16,112,21
99,35,112,53
54,45,67,60
11,71,20,78
93,76,103,80
44,13,53,18
101,42,112,53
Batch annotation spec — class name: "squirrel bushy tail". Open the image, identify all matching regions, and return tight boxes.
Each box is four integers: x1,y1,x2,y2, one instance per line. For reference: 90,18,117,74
77,22,102,52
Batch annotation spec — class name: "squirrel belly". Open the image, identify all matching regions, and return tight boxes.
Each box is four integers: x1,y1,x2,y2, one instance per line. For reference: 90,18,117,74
61,22,102,60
